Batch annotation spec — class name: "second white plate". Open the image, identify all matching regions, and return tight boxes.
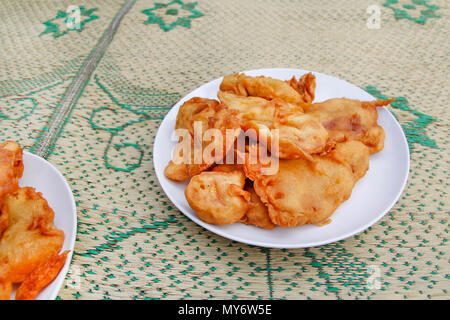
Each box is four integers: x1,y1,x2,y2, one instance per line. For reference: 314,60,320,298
8,151,77,299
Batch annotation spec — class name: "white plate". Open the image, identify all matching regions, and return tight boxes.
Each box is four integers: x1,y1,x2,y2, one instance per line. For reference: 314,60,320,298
153,68,410,249
8,151,77,299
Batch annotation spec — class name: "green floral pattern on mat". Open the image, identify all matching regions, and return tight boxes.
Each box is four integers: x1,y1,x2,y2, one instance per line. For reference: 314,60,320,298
0,57,83,96
383,0,440,24
40,5,99,38
78,215,180,259
366,86,437,150
0,80,69,153
0,97,37,121
142,0,204,31
89,75,180,172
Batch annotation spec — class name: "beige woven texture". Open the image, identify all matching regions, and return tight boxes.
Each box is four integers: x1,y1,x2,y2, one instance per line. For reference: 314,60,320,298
0,0,448,299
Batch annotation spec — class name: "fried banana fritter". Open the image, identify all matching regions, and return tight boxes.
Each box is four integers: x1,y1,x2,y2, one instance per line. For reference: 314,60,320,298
241,185,275,230
0,141,24,236
218,91,328,160
287,72,316,104
0,281,12,300
246,141,369,228
166,72,391,231
304,98,394,154
220,73,308,106
0,141,24,200
165,98,241,181
15,250,69,300
185,170,250,225
0,187,64,284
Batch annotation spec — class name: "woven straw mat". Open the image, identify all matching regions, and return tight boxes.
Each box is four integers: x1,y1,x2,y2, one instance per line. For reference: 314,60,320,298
0,0,448,300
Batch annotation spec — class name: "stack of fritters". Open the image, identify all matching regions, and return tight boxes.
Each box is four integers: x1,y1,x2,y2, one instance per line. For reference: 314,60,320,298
164,73,394,229
0,141,68,300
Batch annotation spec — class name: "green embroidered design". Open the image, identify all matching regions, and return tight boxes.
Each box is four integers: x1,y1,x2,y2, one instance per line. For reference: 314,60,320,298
0,57,82,96
39,6,99,38
142,0,204,31
90,75,180,172
383,0,440,24
0,97,38,121
79,217,179,258
366,86,437,150
89,106,150,172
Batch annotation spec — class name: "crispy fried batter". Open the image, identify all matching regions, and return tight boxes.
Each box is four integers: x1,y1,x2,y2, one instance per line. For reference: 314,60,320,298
0,141,24,200
0,187,64,283
218,91,328,159
246,141,369,227
329,140,370,182
15,250,69,300
185,171,250,225
164,161,190,182
164,139,215,182
165,98,241,181
304,98,394,154
0,141,24,236
0,281,12,300
217,91,274,125
287,72,316,104
241,185,275,230
167,73,387,230
211,163,243,173
220,73,307,106
0,209,8,239
175,97,220,134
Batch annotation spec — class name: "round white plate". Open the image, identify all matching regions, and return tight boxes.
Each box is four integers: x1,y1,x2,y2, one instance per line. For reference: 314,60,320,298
9,151,77,299
153,68,410,249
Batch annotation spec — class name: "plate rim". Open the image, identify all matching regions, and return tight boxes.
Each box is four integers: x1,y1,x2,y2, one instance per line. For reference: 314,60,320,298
21,151,77,300
153,68,411,249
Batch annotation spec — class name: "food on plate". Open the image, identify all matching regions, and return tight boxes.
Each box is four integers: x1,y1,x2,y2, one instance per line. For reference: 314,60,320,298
0,281,12,300
329,139,371,182
165,98,241,181
220,73,308,106
270,99,329,159
0,147,69,300
15,250,69,300
245,141,369,227
217,91,275,126
304,98,395,154
287,72,316,104
0,141,24,203
218,91,328,160
185,170,250,225
175,97,220,134
0,187,65,285
164,141,214,182
0,209,8,239
164,161,191,182
165,71,392,229
0,141,24,237
241,185,275,230
211,163,243,173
